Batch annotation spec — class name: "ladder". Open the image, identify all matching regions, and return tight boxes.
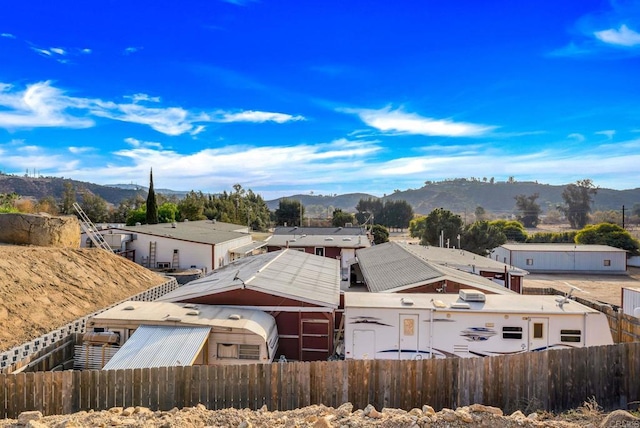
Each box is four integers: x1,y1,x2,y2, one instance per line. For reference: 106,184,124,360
172,249,179,269
148,242,157,268
73,202,112,252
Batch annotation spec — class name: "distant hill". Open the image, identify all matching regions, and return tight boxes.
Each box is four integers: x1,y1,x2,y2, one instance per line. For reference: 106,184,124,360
0,175,144,205
3,174,639,215
267,179,640,215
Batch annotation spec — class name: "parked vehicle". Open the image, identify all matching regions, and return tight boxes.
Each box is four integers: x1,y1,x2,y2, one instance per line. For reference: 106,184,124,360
343,289,613,359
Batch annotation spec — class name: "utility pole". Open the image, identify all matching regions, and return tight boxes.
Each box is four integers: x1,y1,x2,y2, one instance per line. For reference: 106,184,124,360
622,205,625,229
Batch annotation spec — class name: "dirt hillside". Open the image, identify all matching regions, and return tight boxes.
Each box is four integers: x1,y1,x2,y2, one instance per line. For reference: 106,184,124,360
0,245,169,351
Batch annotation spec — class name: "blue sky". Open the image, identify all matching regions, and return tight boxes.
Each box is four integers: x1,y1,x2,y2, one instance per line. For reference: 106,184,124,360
1,1,639,199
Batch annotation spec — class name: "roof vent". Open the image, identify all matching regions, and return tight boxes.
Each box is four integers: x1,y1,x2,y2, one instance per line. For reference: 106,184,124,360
183,303,198,309
431,299,447,308
135,222,141,226
171,222,177,228
165,316,182,322
459,290,486,302
325,237,334,241
186,310,199,316
342,237,352,241
450,302,471,309
123,305,136,311
228,314,242,320
401,297,414,306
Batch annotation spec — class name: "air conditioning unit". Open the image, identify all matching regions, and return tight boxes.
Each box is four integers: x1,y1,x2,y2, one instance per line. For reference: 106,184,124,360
459,289,486,302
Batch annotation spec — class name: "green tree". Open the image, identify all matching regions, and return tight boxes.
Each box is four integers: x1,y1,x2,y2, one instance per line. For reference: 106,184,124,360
80,191,109,223
112,195,146,223
146,169,159,224
274,198,304,227
355,197,383,225
474,206,487,221
421,208,463,247
61,181,76,215
514,193,541,228
0,192,19,213
371,224,389,244
560,179,597,229
158,202,179,223
575,223,640,255
490,220,527,242
332,209,355,227
409,216,427,240
381,200,414,229
178,191,206,221
126,207,147,226
461,220,507,256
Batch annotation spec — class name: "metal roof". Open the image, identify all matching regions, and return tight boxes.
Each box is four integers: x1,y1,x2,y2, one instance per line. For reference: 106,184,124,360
266,233,371,249
230,241,267,255
400,243,528,276
91,300,276,341
355,242,515,294
159,249,341,307
102,325,210,370
273,226,367,236
113,220,250,245
499,244,627,253
344,291,601,315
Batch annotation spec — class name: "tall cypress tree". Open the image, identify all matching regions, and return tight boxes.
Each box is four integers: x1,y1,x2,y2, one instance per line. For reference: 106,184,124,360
146,168,159,224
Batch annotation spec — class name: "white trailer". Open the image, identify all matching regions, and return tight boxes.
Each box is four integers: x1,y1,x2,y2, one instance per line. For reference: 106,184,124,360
343,290,613,360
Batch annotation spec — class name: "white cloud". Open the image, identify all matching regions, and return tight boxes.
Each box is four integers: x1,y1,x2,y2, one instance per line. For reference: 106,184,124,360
596,130,615,140
343,106,496,137
1,33,16,39
68,146,94,154
123,46,142,55
0,81,93,129
81,48,92,54
595,24,640,47
217,110,305,123
568,133,585,142
124,137,163,149
31,47,52,57
50,47,66,55
0,81,304,135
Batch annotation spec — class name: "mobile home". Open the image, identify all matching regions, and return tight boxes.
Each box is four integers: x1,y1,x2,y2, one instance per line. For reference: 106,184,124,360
77,301,278,370
343,290,613,360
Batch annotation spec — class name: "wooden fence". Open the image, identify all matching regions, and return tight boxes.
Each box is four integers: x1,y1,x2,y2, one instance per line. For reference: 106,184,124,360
1,342,639,420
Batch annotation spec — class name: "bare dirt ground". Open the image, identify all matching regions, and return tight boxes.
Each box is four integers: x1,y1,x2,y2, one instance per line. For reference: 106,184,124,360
524,267,640,307
0,245,169,352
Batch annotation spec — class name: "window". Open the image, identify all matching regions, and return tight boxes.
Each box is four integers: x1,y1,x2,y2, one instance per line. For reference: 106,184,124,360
157,262,170,269
604,260,611,266
502,326,523,340
561,329,582,343
526,259,534,266
403,319,415,336
533,323,544,339
315,247,325,257
217,343,238,359
239,344,261,360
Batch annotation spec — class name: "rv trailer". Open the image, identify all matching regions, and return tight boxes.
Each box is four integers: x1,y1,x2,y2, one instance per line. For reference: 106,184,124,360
77,301,278,370
343,290,613,360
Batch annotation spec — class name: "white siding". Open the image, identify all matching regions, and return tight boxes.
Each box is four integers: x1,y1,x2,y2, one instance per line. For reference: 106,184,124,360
622,288,640,318
492,246,626,273
213,235,253,269
127,234,214,271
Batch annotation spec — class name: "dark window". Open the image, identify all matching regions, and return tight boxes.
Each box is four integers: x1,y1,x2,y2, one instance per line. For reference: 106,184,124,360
526,258,534,266
561,329,582,343
604,260,611,266
502,326,523,339
533,323,544,339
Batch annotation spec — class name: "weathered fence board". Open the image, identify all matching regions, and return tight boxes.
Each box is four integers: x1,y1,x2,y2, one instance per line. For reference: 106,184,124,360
1,343,640,419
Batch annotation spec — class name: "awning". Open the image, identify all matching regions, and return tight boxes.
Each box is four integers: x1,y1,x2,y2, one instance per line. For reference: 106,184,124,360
230,241,267,255
102,325,210,370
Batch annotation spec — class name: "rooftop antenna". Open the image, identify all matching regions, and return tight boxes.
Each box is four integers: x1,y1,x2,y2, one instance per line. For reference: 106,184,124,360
555,282,587,308
233,270,246,288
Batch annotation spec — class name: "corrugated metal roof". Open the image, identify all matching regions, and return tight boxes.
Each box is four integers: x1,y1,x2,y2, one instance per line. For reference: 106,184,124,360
91,301,276,340
273,226,367,236
500,244,627,253
230,241,267,255
102,325,210,370
400,243,528,275
356,242,515,294
344,291,601,314
159,249,341,307
266,234,371,248
113,220,250,245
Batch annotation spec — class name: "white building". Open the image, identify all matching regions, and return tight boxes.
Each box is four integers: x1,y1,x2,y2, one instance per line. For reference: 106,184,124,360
490,244,627,273
82,220,264,273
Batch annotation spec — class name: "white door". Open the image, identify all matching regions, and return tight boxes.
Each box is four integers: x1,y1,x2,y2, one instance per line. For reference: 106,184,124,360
352,330,375,359
399,314,419,360
528,317,549,351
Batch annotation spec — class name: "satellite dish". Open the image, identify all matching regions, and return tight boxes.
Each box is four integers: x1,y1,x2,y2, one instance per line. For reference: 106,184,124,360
556,283,587,308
